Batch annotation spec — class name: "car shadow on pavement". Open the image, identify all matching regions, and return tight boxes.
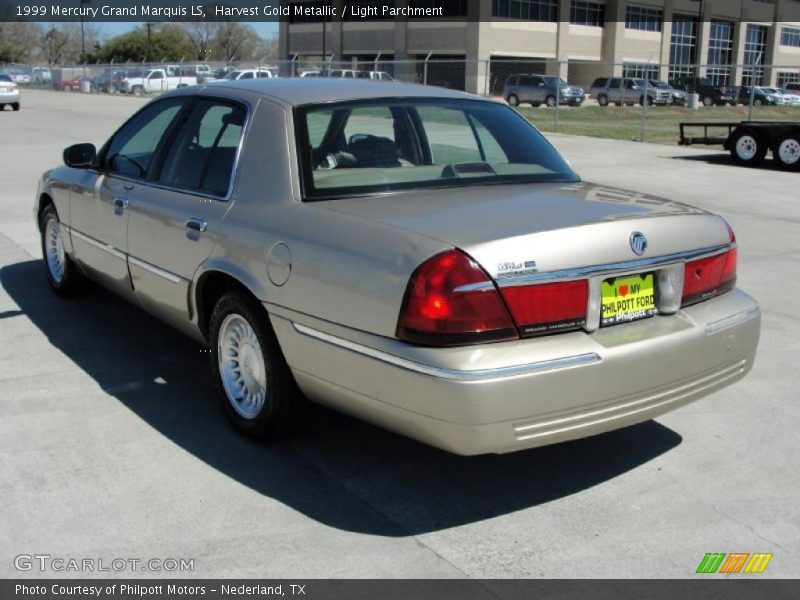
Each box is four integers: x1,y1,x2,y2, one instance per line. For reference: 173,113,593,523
2,259,683,537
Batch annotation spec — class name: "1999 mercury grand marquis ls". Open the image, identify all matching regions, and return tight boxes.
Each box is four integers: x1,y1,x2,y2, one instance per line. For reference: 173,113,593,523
35,79,760,455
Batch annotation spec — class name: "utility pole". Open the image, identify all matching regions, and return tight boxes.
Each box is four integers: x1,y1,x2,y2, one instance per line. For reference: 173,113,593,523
146,22,153,64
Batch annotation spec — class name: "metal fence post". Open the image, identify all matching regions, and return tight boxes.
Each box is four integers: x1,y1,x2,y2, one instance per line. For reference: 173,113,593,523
640,54,653,142
423,52,432,86
747,53,762,122
484,59,490,97
374,52,381,73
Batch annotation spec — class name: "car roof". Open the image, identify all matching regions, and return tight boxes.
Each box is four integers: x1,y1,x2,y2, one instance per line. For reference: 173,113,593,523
198,78,481,106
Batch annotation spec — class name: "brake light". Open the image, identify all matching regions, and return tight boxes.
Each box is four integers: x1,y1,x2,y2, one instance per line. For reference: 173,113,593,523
500,280,588,337
682,224,737,306
396,250,518,346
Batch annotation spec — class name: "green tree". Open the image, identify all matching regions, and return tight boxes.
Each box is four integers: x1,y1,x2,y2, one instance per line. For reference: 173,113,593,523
97,24,194,63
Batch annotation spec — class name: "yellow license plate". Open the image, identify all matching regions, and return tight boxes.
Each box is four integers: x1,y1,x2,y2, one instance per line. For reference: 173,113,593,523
600,273,656,327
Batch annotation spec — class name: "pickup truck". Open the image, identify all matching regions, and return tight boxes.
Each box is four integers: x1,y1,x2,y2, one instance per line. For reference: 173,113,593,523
119,68,193,96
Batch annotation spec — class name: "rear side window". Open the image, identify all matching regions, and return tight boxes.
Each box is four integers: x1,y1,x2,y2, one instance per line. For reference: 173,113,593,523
609,79,621,89
158,99,246,197
591,77,607,87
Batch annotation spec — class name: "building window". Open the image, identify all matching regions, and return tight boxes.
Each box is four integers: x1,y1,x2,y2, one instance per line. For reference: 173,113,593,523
777,72,800,87
342,0,394,21
706,20,734,86
625,5,662,32
623,63,659,81
492,0,559,22
781,26,800,48
743,24,768,86
668,15,697,81
408,0,468,17
288,1,331,23
570,1,604,27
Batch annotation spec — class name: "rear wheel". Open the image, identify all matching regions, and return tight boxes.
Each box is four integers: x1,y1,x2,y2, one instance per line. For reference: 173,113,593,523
545,95,557,108
210,291,308,440
640,95,654,106
702,96,713,107
506,94,519,107
753,98,764,107
530,101,541,108
597,94,609,107
132,85,144,97
774,133,800,171
12,102,19,111
730,128,767,167
39,204,86,296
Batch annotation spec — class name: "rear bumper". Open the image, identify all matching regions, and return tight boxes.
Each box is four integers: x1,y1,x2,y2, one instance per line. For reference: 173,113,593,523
271,289,760,455
0,90,20,103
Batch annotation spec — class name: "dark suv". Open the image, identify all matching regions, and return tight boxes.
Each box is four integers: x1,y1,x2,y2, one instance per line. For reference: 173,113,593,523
669,75,736,106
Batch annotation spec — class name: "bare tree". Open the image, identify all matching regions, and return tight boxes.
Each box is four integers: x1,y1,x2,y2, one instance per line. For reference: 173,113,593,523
0,22,41,64
183,22,216,62
40,25,75,66
211,22,260,64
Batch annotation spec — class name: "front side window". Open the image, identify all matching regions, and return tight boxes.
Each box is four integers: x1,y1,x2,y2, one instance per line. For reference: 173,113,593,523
297,98,577,200
157,99,246,197
104,98,186,179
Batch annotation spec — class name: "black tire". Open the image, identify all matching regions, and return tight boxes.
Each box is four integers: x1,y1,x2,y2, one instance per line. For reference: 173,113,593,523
132,85,144,97
597,94,608,107
209,291,308,440
773,132,800,171
639,95,654,107
39,204,87,296
545,95,557,108
506,94,519,107
530,102,541,108
12,102,20,111
753,98,764,107
729,128,767,167
702,96,713,107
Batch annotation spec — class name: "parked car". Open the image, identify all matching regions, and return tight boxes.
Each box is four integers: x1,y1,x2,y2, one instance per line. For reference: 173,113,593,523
35,79,760,455
649,80,687,106
734,86,786,106
58,76,91,92
94,69,128,93
669,75,736,106
298,69,321,78
504,74,585,107
224,68,277,81
197,67,235,84
779,88,800,106
31,67,52,84
7,68,30,84
356,71,395,81
0,73,21,110
329,69,358,78
785,82,800,92
590,77,671,106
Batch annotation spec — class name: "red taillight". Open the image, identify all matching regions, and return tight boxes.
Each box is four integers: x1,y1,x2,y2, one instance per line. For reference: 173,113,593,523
500,280,588,337
682,224,737,306
396,250,518,346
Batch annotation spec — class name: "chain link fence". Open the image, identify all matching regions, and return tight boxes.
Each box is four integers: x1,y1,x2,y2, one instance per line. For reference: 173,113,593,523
4,56,799,143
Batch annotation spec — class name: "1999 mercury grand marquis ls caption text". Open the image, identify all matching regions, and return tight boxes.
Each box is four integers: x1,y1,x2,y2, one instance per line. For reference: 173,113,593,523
35,79,760,455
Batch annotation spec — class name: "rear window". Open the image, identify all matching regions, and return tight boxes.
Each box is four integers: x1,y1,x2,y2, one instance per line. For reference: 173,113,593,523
296,98,577,200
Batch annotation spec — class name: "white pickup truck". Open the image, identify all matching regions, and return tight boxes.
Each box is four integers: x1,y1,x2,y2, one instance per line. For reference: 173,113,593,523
119,68,194,96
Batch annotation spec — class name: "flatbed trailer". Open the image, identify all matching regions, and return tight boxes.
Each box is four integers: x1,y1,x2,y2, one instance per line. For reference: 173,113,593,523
679,121,800,170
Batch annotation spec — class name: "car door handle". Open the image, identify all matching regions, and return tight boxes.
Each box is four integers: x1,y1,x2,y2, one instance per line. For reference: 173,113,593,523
185,218,207,233
114,197,129,209
122,183,135,191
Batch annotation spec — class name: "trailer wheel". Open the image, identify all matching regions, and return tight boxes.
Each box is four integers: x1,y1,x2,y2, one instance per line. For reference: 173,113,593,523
730,128,767,167
774,133,800,171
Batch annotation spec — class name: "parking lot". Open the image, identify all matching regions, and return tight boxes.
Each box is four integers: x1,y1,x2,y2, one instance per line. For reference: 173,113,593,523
0,89,798,578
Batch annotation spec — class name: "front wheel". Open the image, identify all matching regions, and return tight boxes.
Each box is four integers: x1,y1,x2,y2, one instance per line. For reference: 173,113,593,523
210,291,308,440
753,98,764,107
597,94,608,107
545,95,557,108
11,102,19,111
640,95,653,107
39,204,86,296
730,128,767,167
702,96,713,107
774,133,800,171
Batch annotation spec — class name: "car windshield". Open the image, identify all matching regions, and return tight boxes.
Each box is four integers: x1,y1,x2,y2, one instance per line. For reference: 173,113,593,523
226,71,244,79
126,70,145,78
544,77,568,87
634,79,648,87
651,81,671,89
298,98,578,200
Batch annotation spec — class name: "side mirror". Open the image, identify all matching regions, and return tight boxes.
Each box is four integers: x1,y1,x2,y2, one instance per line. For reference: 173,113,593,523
63,143,96,169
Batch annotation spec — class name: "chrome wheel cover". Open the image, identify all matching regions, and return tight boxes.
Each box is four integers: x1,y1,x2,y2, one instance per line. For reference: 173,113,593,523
45,217,66,284
218,314,267,419
778,138,800,165
736,135,758,161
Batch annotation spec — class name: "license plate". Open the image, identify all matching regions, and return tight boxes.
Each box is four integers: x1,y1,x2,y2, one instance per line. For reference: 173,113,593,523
600,273,656,327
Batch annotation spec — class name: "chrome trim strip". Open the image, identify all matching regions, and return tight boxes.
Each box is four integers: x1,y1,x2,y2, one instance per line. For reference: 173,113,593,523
69,228,126,260
453,281,496,293
128,256,182,284
705,305,760,334
495,243,730,286
292,323,600,382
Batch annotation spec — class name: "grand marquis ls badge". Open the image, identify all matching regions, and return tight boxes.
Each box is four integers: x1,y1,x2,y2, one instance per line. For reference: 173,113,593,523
629,231,648,255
